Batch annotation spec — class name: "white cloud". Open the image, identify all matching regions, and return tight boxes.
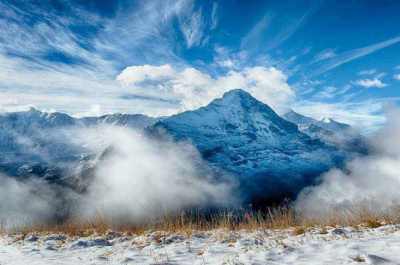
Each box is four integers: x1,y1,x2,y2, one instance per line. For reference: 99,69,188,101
117,65,294,113
0,174,62,223
357,69,376,76
295,107,400,209
313,86,337,100
311,35,400,77
73,105,103,118
240,14,273,51
0,98,34,113
291,99,386,135
337,84,352,95
117,65,177,84
352,78,388,88
375,72,387,79
211,2,218,30
178,2,206,49
314,49,336,62
240,12,309,64
0,126,237,223
0,0,206,117
79,127,237,219
393,74,400,81
218,60,235,68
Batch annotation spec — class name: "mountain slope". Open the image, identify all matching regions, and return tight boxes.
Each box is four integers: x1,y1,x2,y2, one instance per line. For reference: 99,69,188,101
283,109,370,154
146,90,348,204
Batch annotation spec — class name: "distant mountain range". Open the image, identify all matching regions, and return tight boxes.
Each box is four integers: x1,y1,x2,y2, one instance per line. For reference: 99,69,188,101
0,89,369,205
0,108,160,186
283,109,370,155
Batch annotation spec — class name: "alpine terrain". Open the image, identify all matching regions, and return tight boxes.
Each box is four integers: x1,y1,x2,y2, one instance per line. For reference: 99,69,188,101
0,90,366,205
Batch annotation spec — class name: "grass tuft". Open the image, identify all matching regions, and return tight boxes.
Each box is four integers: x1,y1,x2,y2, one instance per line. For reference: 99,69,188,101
351,255,366,262
292,227,306,236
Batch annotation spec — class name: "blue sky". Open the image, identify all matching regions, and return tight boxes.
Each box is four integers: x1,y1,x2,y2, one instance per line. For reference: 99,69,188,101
0,0,400,133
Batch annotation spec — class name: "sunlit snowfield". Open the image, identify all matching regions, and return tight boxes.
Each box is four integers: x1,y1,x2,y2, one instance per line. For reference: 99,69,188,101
2,226,400,264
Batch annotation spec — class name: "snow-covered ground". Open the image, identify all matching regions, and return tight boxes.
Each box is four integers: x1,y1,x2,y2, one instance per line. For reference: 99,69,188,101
1,225,400,264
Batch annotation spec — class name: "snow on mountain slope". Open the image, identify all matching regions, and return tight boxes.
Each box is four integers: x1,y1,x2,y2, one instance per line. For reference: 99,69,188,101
283,109,359,134
81,113,160,131
283,109,370,154
146,90,348,203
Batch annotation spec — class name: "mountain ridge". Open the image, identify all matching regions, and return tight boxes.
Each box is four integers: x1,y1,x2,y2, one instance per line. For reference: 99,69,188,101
283,109,370,154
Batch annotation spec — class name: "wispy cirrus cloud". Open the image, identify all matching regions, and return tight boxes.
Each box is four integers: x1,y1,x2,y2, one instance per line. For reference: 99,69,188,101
292,98,387,134
394,74,400,81
228,9,313,70
243,12,310,54
0,0,207,116
240,14,273,52
313,86,337,100
210,2,218,30
352,78,388,88
311,36,400,77
357,69,377,76
177,1,207,49
313,49,336,62
96,0,194,66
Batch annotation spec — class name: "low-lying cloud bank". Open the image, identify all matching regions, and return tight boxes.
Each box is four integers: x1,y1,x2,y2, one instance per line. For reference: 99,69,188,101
296,106,400,210
78,128,236,219
0,175,62,222
0,127,237,223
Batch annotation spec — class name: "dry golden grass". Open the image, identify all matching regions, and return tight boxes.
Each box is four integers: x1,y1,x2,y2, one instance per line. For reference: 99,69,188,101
3,200,400,238
292,227,306,236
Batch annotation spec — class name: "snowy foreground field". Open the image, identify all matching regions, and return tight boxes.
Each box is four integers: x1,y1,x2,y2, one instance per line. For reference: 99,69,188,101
1,225,400,265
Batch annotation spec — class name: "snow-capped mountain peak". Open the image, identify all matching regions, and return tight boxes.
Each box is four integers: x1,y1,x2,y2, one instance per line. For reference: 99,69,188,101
146,89,348,204
320,117,331,124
